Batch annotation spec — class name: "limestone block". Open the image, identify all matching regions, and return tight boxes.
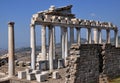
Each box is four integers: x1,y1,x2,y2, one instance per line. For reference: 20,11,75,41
44,15,52,22
25,61,31,66
38,60,48,70
41,71,49,79
25,69,33,74
36,73,47,82
18,61,24,67
32,70,41,74
27,73,36,80
18,71,26,79
58,59,64,69
52,71,60,79
71,18,79,24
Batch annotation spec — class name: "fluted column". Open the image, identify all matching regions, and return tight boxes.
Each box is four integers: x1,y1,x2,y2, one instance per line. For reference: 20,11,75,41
48,25,53,72
52,27,56,59
76,27,81,45
106,29,110,43
114,29,118,47
98,29,102,44
8,22,15,77
61,27,65,59
64,27,68,59
30,24,36,70
41,25,46,60
93,28,98,44
64,28,68,60
70,27,74,45
87,28,92,44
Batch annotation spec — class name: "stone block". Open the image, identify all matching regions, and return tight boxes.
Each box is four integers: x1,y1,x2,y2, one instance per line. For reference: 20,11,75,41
52,71,60,79
18,71,26,79
41,71,49,79
27,73,36,80
58,59,64,69
18,61,24,67
38,60,48,70
36,73,47,82
32,70,41,74
25,68,33,74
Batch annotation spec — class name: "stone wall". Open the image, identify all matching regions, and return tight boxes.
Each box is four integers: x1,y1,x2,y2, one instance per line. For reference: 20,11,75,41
103,44,120,79
66,44,102,83
66,44,120,83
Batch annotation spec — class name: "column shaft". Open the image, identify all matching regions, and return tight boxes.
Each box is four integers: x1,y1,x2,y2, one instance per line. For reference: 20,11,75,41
98,29,102,44
52,27,56,59
106,29,110,43
64,28,68,59
8,22,15,77
41,25,46,60
61,27,65,59
88,28,91,44
93,28,98,44
76,28,81,45
70,27,74,45
48,26,53,72
115,30,118,47
30,24,36,70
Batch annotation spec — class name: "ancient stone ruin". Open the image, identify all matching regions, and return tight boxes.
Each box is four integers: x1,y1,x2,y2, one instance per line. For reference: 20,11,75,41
0,5,120,83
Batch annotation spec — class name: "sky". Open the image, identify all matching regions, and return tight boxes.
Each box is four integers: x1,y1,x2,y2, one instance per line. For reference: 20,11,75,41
0,0,120,49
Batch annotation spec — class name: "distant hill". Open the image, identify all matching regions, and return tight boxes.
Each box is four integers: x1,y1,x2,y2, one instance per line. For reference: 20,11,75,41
0,36,120,56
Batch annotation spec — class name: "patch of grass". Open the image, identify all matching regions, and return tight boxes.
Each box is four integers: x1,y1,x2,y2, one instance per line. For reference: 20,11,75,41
110,77,120,83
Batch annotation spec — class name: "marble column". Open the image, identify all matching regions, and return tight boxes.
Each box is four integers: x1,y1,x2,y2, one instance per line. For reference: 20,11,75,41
30,24,36,70
41,25,46,60
87,28,92,44
98,29,102,44
93,28,98,44
70,27,74,45
61,27,65,59
114,29,118,47
48,25,53,72
76,27,81,45
106,29,110,43
64,28,68,60
52,27,56,59
8,22,15,77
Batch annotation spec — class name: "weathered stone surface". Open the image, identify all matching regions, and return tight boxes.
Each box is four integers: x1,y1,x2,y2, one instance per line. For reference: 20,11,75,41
36,73,47,82
52,71,60,79
18,71,26,79
66,44,101,83
26,73,36,80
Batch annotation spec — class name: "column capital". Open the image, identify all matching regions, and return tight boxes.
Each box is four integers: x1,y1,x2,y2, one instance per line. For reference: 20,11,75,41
106,29,110,31
41,25,46,27
30,24,35,27
114,29,118,32
75,27,81,30
8,22,15,25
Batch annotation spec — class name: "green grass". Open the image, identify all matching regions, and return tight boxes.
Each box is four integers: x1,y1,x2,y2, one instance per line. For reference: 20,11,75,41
110,77,120,83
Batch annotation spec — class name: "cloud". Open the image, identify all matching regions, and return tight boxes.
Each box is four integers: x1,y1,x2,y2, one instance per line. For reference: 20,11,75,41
90,13,96,17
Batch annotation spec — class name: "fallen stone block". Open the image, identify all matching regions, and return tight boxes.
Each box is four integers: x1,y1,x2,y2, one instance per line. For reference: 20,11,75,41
27,73,36,80
41,71,49,79
58,59,64,69
18,71,26,79
52,71,60,79
36,73,47,82
25,68,33,74
32,70,41,74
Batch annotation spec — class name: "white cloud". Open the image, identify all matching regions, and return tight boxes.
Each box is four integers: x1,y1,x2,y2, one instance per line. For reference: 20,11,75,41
90,13,96,17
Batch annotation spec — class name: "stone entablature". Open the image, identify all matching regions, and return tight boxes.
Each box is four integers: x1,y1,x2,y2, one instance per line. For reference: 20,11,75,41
31,6,117,30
